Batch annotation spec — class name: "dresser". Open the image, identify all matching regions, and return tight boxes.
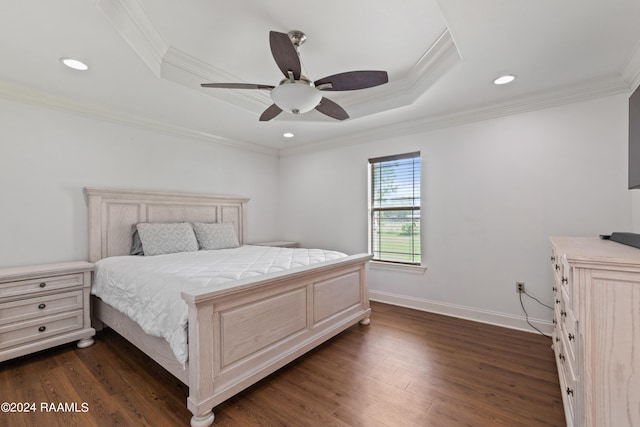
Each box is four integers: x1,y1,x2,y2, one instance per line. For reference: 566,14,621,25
550,237,640,427
0,261,95,362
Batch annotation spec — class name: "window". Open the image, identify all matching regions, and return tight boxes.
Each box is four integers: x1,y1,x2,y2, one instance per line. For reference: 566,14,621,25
369,152,421,265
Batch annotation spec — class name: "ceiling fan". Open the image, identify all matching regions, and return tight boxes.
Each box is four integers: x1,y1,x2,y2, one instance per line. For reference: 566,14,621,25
201,30,389,121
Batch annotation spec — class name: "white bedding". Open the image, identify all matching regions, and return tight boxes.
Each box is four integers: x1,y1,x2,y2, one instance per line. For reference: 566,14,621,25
91,245,347,365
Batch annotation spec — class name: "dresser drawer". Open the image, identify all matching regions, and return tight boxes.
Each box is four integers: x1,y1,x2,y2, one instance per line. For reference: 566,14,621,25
553,287,562,327
552,250,563,281
0,310,84,349
0,273,84,300
0,290,83,326
556,336,576,427
559,257,573,306
562,360,577,427
561,289,578,365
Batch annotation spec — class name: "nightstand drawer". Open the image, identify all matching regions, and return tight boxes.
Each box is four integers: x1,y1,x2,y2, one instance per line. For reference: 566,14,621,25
0,290,83,326
0,273,83,300
0,310,84,349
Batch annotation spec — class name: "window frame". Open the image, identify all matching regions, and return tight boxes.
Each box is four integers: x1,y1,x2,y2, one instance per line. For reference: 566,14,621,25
368,151,422,266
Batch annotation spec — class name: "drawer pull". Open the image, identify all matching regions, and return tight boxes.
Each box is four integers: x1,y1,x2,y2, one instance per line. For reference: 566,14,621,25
553,319,557,325
555,299,560,305
559,353,565,361
561,277,568,284
555,337,560,342
38,326,46,332
555,264,560,271
551,255,556,262
38,303,46,309
561,310,567,317
39,282,47,288
552,286,557,292
566,387,574,396
568,333,575,341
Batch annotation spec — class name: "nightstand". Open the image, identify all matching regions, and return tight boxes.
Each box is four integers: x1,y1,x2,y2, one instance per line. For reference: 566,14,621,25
250,241,300,248
0,261,95,362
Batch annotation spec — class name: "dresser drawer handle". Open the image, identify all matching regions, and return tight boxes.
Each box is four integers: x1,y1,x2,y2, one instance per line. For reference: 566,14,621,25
39,282,47,288
552,286,557,292
555,264,560,271
568,333,575,341
551,255,556,262
561,277,568,284
559,353,565,361
560,310,567,317
555,337,560,342
552,319,557,325
555,299,560,305
38,303,46,310
566,387,574,396
38,326,46,332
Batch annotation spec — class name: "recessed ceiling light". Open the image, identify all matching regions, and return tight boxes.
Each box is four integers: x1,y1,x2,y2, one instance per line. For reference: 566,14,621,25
493,74,515,85
60,57,89,71
283,132,295,138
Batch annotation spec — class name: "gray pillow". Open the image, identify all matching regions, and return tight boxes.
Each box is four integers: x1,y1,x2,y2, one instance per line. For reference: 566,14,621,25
192,222,240,250
130,225,144,256
136,223,199,256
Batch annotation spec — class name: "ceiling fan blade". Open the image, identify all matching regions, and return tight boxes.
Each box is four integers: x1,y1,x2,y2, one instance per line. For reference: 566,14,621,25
259,104,283,121
314,70,389,91
315,97,349,121
269,31,301,80
201,83,274,90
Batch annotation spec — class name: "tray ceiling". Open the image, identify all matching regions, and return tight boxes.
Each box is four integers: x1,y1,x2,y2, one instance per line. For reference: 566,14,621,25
0,0,639,154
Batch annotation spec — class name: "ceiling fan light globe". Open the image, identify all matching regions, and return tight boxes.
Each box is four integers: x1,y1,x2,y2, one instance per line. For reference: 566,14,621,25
270,80,322,115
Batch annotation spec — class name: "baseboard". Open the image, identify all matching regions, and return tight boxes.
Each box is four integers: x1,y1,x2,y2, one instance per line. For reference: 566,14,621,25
368,289,553,336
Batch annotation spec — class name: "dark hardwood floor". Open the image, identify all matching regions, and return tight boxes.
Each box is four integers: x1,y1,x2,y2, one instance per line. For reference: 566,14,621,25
0,302,565,426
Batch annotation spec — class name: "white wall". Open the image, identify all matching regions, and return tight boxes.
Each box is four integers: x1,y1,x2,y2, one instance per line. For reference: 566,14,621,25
0,98,281,268
1,92,632,332
279,94,631,330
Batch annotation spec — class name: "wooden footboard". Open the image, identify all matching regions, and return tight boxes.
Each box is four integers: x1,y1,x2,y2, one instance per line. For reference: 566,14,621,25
182,253,371,427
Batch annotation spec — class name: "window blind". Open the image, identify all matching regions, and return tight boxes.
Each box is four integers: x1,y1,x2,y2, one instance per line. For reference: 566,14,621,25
369,152,421,265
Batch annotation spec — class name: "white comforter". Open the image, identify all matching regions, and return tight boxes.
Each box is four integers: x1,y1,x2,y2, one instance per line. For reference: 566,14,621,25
91,245,347,365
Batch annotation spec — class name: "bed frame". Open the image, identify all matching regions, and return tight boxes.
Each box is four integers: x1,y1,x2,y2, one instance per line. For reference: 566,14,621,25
84,187,371,427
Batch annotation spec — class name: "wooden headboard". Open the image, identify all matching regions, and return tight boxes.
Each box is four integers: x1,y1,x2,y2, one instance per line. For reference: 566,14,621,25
84,187,249,262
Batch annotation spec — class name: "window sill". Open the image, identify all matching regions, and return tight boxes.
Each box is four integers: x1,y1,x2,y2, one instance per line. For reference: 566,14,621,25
369,261,427,275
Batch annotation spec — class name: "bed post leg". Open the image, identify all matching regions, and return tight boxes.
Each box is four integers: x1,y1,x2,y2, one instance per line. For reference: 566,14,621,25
359,317,371,325
190,410,214,427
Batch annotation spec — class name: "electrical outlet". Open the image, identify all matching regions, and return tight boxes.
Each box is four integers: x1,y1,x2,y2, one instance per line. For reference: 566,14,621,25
516,282,525,293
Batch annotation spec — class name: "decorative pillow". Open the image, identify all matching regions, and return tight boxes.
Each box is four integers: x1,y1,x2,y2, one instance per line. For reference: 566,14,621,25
192,222,240,250
130,225,144,256
135,223,199,256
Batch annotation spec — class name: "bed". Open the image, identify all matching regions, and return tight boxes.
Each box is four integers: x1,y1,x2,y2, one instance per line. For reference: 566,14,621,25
84,187,372,427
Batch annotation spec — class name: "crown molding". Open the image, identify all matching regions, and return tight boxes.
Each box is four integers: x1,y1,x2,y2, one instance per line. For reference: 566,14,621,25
280,74,630,157
0,72,628,161
0,81,278,157
623,40,640,92
343,30,460,108
339,30,461,119
96,0,168,77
